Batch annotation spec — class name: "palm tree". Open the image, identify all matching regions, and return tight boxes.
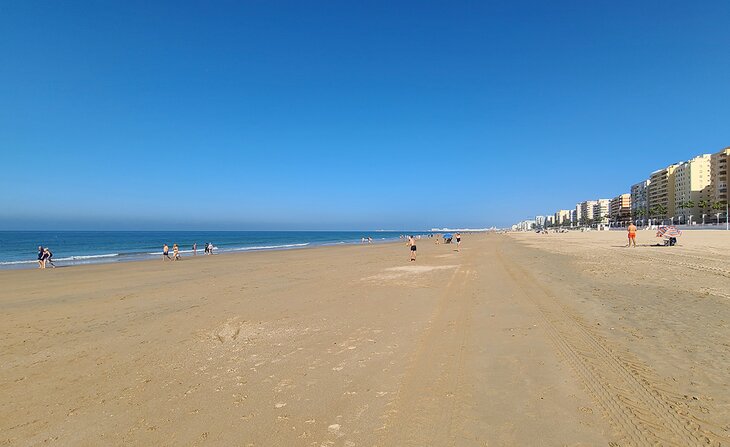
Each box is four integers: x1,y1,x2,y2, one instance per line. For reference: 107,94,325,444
698,199,709,224
712,201,725,224
651,204,668,224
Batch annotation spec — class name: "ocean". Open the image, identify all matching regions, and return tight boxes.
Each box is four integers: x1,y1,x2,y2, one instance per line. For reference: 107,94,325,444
0,231,413,269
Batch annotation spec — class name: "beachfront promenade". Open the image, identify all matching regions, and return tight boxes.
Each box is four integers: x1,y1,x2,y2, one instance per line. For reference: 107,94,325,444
2,232,729,446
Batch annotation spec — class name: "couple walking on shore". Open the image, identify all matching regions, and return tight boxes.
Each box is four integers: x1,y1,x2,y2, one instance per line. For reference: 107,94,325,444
37,246,55,268
163,243,180,261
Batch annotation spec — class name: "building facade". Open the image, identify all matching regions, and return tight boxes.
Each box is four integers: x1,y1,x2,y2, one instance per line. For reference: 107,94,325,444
593,199,610,225
674,154,712,224
711,147,729,206
579,200,597,224
609,193,631,224
648,163,680,222
554,209,571,226
630,180,650,224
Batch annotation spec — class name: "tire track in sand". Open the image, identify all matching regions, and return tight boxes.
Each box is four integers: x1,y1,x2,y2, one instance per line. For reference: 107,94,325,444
497,242,728,446
376,265,473,446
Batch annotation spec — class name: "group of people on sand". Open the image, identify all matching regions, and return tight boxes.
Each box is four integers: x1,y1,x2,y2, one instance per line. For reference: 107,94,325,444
163,242,214,261
37,246,55,269
407,232,461,262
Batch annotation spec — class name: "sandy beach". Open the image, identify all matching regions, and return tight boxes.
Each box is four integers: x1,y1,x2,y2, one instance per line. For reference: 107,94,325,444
2,231,729,446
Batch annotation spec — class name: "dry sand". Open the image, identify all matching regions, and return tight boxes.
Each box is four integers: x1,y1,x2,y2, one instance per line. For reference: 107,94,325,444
1,231,729,446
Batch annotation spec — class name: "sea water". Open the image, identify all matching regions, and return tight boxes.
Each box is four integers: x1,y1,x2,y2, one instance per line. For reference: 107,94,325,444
0,231,413,269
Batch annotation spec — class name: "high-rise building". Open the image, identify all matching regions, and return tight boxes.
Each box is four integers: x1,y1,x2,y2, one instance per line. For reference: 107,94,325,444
593,199,610,225
648,163,680,221
554,209,571,226
535,215,546,227
711,147,730,206
631,179,650,224
573,204,582,224
609,194,631,224
514,220,536,231
580,200,597,224
674,154,712,223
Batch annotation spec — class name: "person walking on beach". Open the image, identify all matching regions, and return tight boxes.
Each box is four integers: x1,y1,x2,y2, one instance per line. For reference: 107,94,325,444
208,242,214,255
37,246,45,269
192,242,197,255
456,232,462,251
627,222,637,248
408,235,417,262
163,244,171,261
172,243,180,261
43,247,56,268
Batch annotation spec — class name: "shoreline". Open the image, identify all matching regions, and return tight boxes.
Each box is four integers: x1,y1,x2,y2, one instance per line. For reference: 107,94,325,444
0,236,409,277
0,233,420,271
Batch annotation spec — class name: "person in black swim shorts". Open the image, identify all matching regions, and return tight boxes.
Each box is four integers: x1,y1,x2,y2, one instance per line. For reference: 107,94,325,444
408,236,417,262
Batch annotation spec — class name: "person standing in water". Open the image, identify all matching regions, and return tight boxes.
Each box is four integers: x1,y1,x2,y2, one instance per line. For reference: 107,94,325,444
408,235,417,262
163,244,171,261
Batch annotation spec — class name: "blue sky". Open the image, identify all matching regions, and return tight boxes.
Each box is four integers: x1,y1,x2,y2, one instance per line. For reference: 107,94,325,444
1,1,729,230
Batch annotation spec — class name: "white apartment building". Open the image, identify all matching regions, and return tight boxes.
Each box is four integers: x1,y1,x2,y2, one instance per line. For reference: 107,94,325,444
513,220,536,231
535,215,546,227
573,204,582,224
579,200,597,224
593,199,610,225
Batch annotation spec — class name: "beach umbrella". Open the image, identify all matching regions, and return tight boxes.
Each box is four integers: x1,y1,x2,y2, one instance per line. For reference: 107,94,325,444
656,226,682,238
443,233,453,239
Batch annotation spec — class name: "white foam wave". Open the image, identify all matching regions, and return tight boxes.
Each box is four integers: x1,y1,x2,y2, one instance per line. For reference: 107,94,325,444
0,253,120,265
56,253,120,261
0,259,38,265
225,243,309,251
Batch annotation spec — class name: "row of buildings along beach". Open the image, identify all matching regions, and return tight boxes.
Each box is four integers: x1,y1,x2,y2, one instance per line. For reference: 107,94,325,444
513,146,730,230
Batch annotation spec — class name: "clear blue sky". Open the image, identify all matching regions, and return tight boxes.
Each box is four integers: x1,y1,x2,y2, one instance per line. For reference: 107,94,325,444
1,1,728,230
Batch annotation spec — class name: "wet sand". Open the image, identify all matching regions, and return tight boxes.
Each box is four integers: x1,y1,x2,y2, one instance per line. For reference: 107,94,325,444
1,232,729,446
